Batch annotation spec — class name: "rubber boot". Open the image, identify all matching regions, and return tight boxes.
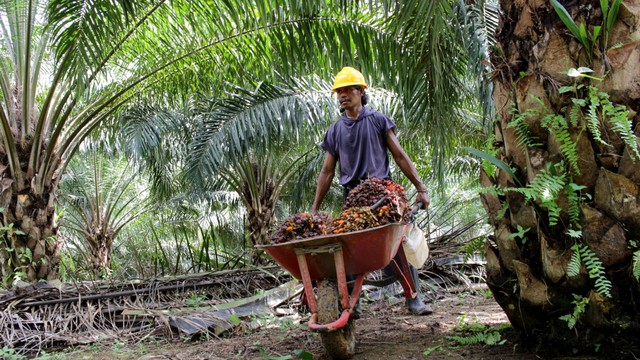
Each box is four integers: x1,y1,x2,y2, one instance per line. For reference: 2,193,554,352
405,265,433,315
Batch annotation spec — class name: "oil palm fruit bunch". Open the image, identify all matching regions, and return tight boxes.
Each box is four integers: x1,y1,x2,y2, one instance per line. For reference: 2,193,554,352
343,178,411,223
270,212,329,244
331,207,380,234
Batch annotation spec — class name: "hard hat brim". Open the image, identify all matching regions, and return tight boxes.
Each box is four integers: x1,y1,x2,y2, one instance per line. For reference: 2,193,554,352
331,83,368,92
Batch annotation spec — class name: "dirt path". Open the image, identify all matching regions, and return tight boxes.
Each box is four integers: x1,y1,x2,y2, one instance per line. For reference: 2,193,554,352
64,289,555,360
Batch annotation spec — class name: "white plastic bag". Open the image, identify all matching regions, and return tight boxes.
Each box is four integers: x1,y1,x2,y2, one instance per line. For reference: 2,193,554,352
402,223,429,268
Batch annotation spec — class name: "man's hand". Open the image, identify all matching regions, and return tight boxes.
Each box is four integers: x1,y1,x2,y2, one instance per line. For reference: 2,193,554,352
416,191,430,209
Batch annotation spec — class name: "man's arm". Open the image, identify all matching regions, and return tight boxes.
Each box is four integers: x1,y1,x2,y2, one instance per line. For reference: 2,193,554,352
386,129,430,208
312,152,337,213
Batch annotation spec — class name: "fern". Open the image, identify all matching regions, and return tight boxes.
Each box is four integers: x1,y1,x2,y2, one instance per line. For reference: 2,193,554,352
530,163,567,226
567,243,582,277
481,134,499,177
508,102,542,150
463,237,485,264
503,162,567,226
567,243,612,298
541,114,580,174
583,85,639,161
604,101,640,161
447,332,503,346
559,294,589,329
633,250,640,281
565,183,586,225
568,101,582,127
586,86,605,145
447,323,509,346
496,201,509,220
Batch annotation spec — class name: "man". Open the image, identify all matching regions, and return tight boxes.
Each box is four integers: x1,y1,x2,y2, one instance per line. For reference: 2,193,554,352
312,66,433,315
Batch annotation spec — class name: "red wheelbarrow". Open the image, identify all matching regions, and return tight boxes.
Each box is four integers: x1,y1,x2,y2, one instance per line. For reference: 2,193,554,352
256,222,421,359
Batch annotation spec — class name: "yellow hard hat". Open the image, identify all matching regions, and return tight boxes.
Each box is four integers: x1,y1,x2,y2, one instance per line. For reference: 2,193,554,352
332,67,367,92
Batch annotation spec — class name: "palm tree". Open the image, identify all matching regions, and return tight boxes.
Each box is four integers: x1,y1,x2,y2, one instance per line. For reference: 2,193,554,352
0,0,477,285
118,1,484,258
482,0,640,350
58,148,152,278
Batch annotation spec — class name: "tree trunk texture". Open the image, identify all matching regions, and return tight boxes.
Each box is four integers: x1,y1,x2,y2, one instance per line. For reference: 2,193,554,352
242,164,277,263
0,150,60,285
486,0,640,350
86,226,114,278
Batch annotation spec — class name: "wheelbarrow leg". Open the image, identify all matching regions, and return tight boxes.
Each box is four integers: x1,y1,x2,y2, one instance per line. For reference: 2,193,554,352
304,247,363,331
333,248,363,312
295,252,318,313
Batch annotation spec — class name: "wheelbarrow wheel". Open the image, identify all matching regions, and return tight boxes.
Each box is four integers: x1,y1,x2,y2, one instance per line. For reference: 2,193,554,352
317,280,356,359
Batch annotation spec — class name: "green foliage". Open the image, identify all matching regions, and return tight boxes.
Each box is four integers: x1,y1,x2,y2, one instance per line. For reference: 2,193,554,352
559,294,589,329
463,237,486,263
565,183,587,225
505,162,567,226
601,0,624,50
185,294,206,307
540,114,580,175
551,0,622,62
0,346,25,360
632,250,640,281
506,225,530,245
228,313,242,326
465,148,520,186
567,244,582,277
1,223,32,286
496,201,509,220
567,243,612,298
423,345,443,356
480,134,499,178
564,71,640,162
447,318,510,346
508,102,541,150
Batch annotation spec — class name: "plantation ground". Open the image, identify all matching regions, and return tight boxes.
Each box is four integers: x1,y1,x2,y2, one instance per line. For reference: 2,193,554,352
57,288,609,360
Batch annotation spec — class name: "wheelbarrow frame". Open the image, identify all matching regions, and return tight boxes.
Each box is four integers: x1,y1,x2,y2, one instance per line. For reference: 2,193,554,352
257,222,418,332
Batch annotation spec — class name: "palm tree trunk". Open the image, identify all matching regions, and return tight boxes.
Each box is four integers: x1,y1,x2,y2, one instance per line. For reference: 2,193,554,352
0,177,60,285
485,0,640,349
86,232,114,278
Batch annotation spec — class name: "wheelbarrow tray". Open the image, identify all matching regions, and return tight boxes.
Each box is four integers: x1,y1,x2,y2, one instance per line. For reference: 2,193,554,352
257,223,407,280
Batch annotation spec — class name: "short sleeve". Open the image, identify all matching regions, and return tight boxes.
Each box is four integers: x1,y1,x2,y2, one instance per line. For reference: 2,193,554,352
377,113,396,134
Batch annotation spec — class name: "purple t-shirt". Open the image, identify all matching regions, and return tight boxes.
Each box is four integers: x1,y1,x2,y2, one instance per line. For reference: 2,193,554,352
320,107,396,187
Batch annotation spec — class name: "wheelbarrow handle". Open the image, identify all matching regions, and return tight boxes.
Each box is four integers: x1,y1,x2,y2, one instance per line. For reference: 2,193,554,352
411,201,424,215
369,196,388,211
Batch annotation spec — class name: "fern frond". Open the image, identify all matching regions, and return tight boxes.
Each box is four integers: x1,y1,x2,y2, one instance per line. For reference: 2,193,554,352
503,163,567,226
607,107,640,161
565,183,582,225
463,237,485,264
569,102,581,127
496,201,509,219
528,163,567,199
578,243,612,298
541,114,580,174
508,102,542,150
559,294,589,330
633,250,640,281
567,243,581,277
586,86,606,146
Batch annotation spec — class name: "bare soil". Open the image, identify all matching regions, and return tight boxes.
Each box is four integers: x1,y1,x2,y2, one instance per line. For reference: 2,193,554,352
62,289,582,360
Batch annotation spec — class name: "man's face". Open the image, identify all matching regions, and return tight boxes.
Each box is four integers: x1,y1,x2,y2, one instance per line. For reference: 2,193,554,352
335,86,362,109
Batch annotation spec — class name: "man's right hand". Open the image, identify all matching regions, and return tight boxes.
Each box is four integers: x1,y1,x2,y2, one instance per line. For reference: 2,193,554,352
416,191,430,209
